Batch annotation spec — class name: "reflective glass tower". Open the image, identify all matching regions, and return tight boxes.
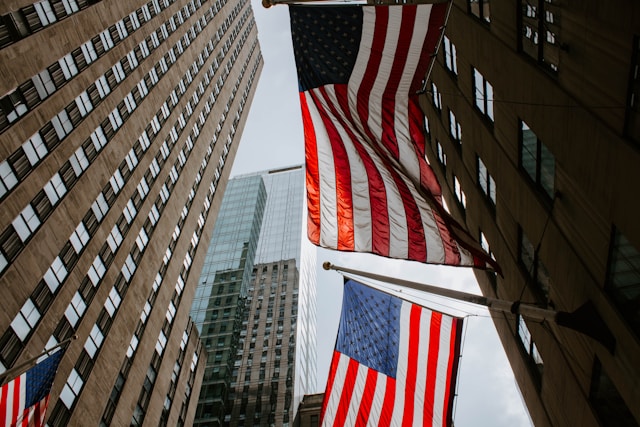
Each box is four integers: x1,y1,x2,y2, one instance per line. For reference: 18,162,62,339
191,165,317,426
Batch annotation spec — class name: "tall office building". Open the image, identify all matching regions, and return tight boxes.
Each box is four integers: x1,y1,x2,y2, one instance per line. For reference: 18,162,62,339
420,1,640,426
191,165,317,426
0,0,262,424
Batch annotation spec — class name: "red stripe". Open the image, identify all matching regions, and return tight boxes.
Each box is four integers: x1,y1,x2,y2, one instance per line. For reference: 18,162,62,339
313,87,355,251
423,312,442,425
410,3,448,91
442,319,458,427
378,377,396,427
380,6,417,159
1,381,9,425
324,85,391,256
320,351,343,425
300,92,321,246
402,304,421,427
356,368,378,425
332,358,360,427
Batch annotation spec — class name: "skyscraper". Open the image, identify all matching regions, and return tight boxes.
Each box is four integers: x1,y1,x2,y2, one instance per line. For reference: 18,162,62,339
191,165,317,426
0,0,263,424
421,1,640,426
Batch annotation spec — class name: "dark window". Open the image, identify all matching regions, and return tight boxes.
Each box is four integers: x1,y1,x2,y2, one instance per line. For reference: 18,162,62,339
625,35,640,142
606,229,640,335
520,120,555,199
590,358,639,427
519,227,551,303
469,0,490,23
519,0,561,72
516,315,543,389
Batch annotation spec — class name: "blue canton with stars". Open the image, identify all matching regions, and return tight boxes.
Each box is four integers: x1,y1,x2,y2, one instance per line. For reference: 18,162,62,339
336,279,402,378
289,5,363,92
25,348,63,407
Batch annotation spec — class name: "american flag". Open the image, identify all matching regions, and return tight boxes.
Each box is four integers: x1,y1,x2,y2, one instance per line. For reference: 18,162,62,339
0,349,63,427
290,3,498,270
321,279,463,426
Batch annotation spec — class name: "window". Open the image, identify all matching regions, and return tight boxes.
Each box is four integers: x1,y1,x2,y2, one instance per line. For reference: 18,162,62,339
60,368,83,408
443,35,458,75
122,254,137,282
84,324,104,357
519,227,551,302
44,256,67,292
58,54,78,80
430,82,441,112
11,299,40,340
123,199,137,224
436,140,446,167
13,204,40,242
477,156,496,207
469,0,490,23
91,193,109,221
519,0,560,72
520,121,555,199
589,358,639,427
23,133,47,166
449,109,462,145
107,224,123,252
81,41,97,64
473,67,494,122
70,222,89,253
104,287,122,316
0,160,18,197
453,175,466,209
32,70,56,100
65,292,86,327
88,256,106,286
606,229,640,334
35,1,57,26
69,146,89,176
75,91,93,116
627,36,640,143
516,315,543,387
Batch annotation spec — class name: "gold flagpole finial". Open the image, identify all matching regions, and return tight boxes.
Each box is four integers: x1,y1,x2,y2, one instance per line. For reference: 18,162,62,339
262,0,273,8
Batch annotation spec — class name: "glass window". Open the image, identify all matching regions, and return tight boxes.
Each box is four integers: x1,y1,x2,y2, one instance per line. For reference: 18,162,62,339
0,160,18,197
23,133,47,166
473,67,494,122
521,121,555,198
519,227,551,302
13,204,40,242
443,35,458,75
469,0,490,22
519,0,560,72
607,230,640,334
590,358,639,427
449,109,462,145
70,221,89,253
517,315,543,386
477,156,496,207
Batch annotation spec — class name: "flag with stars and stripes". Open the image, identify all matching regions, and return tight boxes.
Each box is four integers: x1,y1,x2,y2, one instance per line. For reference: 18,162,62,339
290,3,499,271
320,279,463,426
0,349,63,427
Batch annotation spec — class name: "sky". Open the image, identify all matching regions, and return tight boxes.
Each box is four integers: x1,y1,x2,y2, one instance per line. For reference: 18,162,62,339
230,1,534,425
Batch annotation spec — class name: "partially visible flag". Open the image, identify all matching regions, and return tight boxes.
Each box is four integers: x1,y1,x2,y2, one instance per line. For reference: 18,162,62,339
0,349,63,427
290,3,499,270
321,279,463,426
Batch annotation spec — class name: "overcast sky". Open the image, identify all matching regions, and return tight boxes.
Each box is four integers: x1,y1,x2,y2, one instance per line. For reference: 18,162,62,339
230,1,533,425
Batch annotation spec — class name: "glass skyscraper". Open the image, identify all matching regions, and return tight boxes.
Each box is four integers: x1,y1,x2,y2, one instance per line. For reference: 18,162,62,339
191,165,317,426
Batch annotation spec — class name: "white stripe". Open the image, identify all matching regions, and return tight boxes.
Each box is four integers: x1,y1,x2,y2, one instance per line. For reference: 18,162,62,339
304,91,339,250
395,4,432,182
344,363,370,425
413,307,433,426
367,7,402,142
366,373,387,426
432,315,454,427
320,86,373,252
321,353,351,426
390,302,412,424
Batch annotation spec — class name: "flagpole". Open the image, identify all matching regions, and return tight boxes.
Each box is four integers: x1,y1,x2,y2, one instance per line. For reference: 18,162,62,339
0,335,77,386
323,262,616,352
323,262,559,321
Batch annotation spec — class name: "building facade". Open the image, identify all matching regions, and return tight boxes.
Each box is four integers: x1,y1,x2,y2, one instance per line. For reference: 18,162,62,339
0,0,263,424
191,165,317,426
421,1,640,426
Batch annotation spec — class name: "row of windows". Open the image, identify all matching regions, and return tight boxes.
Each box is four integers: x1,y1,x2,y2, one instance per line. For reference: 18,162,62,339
0,0,252,277
0,0,184,133
101,30,262,427
0,12,257,370
0,0,98,51
0,0,224,202
48,36,260,423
